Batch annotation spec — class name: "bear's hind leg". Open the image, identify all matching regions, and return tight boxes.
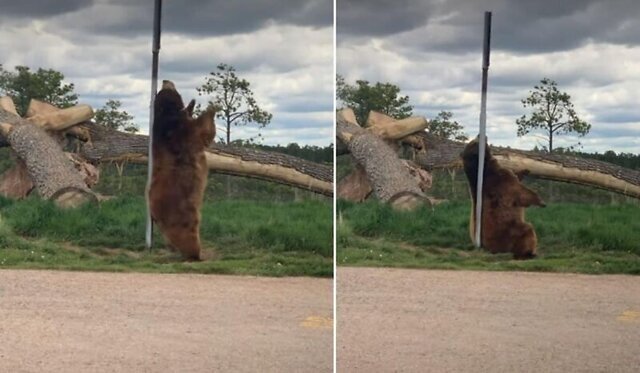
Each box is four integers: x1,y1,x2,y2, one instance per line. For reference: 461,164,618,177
164,227,202,261
512,223,537,260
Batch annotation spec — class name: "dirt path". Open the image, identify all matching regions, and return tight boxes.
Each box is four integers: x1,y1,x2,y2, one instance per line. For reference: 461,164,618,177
0,269,332,373
338,267,640,372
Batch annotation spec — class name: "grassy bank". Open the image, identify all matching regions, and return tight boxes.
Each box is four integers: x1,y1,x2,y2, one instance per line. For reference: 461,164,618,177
0,196,333,277
337,199,640,274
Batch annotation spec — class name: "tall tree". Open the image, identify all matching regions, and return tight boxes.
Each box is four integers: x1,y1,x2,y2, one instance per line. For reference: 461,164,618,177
427,111,468,141
94,99,138,133
336,75,413,125
0,65,78,116
516,78,591,153
197,63,272,144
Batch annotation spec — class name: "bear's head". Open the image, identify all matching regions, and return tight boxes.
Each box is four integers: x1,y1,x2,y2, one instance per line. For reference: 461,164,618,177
461,136,492,185
153,80,216,148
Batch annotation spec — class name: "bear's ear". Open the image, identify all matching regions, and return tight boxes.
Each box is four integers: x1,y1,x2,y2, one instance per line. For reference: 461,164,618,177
162,80,176,91
196,106,217,147
199,106,216,126
205,104,218,117
514,184,546,208
183,99,196,117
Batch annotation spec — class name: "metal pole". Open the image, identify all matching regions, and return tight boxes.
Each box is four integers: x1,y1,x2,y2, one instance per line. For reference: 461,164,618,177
474,11,491,248
146,0,162,249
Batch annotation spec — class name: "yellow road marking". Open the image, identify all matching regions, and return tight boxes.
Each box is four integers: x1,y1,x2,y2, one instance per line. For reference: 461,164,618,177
300,316,333,329
617,310,640,323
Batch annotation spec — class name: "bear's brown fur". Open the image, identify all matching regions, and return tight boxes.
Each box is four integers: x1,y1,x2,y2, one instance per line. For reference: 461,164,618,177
461,137,545,259
148,81,216,261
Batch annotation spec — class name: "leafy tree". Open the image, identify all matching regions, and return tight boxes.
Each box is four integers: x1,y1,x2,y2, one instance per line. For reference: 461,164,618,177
427,111,468,141
0,65,78,116
94,99,138,133
516,78,591,153
197,63,272,144
336,74,413,125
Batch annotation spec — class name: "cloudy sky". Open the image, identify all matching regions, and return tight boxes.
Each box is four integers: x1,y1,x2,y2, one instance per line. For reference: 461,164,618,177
338,0,640,153
0,0,333,146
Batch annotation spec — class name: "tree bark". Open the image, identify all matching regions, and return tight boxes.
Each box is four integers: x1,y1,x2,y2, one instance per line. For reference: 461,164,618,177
413,132,640,199
336,108,426,210
0,116,96,207
76,124,334,196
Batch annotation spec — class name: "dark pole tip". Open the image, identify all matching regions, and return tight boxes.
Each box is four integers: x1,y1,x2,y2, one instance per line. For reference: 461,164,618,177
482,11,492,68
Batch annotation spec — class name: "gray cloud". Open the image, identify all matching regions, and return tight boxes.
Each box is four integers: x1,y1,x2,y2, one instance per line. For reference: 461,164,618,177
10,0,332,40
337,0,640,153
275,95,333,113
0,0,333,147
594,111,640,124
339,0,640,54
0,0,90,17
338,0,430,36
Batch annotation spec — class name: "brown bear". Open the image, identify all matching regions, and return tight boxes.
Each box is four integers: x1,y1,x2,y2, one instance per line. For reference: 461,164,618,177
461,137,545,259
148,80,216,261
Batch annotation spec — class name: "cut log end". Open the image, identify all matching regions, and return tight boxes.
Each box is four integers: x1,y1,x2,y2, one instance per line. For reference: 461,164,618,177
0,155,34,199
0,97,18,115
0,122,13,137
337,163,372,202
50,187,98,209
388,191,429,211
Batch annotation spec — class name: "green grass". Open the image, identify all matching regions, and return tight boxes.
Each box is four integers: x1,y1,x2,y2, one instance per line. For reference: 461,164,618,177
337,199,640,275
0,196,333,277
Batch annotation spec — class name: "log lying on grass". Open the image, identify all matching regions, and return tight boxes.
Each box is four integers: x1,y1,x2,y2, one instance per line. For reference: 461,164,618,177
76,124,334,196
1,98,333,198
336,108,426,210
336,111,640,199
0,105,96,208
412,132,640,199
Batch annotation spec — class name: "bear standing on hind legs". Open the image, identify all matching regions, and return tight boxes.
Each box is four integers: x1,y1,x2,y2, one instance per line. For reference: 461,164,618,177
148,81,216,261
461,137,545,260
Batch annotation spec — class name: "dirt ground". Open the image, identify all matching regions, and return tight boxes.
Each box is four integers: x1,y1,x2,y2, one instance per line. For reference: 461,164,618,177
338,267,640,372
0,269,333,373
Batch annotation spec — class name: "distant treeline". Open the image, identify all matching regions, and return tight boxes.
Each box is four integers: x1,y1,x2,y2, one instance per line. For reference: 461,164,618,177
544,148,640,170
573,151,640,170
233,141,333,164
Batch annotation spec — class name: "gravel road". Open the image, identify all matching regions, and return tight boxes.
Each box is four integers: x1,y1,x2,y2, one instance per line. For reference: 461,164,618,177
0,269,333,372
338,267,640,372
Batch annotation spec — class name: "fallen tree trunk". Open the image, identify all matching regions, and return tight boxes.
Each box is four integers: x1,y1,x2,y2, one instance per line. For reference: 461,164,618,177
77,124,334,196
412,132,640,199
0,108,96,208
336,108,426,210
